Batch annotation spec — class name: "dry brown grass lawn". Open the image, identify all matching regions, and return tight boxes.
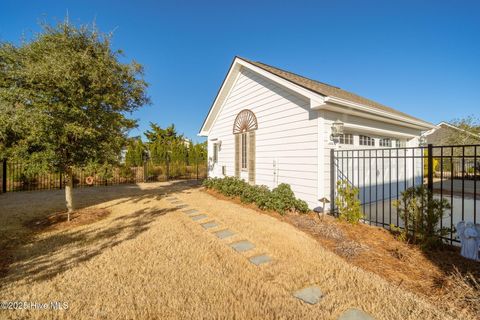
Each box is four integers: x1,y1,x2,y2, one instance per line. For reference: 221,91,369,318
0,181,463,319
205,188,480,319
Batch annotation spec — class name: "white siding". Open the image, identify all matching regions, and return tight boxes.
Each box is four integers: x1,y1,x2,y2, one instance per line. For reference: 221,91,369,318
206,68,426,212
208,67,319,208
319,109,424,208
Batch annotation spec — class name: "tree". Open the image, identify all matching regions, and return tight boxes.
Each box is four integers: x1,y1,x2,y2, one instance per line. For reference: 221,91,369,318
0,103,35,160
125,137,146,167
145,122,185,168
335,180,362,224
190,141,207,165
144,122,183,144
0,20,149,219
143,122,206,179
441,115,480,145
393,186,451,249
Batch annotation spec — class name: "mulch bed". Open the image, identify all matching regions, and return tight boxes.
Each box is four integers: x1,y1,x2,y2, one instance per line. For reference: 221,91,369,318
204,188,480,318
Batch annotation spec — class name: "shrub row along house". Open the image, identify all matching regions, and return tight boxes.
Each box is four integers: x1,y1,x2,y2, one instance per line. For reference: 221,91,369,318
199,57,435,211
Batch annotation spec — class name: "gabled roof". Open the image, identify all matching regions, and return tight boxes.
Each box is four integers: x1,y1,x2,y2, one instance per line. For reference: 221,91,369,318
423,121,480,138
242,58,427,123
199,57,435,136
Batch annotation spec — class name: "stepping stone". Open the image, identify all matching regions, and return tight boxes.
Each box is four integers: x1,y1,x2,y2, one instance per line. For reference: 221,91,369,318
338,309,374,320
293,286,323,305
230,240,255,252
249,254,272,266
183,209,199,215
201,221,218,229
190,214,208,221
214,229,235,239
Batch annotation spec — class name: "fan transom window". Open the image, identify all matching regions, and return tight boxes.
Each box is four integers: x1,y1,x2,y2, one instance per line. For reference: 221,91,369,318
233,109,258,134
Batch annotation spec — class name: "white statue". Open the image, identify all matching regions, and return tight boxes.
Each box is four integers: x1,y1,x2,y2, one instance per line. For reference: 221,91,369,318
457,221,480,261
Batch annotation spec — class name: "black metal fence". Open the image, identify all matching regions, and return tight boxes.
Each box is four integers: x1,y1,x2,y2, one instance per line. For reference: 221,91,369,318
0,158,207,193
331,144,480,243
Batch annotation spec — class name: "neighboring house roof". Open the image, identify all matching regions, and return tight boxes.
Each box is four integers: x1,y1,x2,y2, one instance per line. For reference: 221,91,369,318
423,122,480,139
199,57,435,136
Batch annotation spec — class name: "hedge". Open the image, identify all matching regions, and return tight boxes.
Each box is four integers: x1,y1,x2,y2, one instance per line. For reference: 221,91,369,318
203,177,309,214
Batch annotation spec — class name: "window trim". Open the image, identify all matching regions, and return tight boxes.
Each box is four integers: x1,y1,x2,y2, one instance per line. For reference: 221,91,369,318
339,133,354,145
241,133,248,170
395,139,406,148
359,135,375,146
379,137,392,147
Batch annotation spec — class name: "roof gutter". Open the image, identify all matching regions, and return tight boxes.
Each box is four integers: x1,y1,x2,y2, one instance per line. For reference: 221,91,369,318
323,96,436,131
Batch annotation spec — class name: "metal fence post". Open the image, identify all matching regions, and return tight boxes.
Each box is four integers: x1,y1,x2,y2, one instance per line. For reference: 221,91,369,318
330,149,335,214
2,158,6,193
427,144,433,193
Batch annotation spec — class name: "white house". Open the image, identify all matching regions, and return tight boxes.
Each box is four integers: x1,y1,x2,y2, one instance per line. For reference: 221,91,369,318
199,57,435,210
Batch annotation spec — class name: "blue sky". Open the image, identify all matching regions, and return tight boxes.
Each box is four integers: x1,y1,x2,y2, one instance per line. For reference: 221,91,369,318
1,1,479,142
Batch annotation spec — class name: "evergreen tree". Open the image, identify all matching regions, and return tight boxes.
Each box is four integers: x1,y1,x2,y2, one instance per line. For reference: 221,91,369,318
0,19,149,218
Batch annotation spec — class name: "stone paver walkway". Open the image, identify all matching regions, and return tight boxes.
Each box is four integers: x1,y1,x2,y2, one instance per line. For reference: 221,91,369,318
214,229,235,239
169,195,376,319
249,254,272,266
201,221,218,229
338,308,374,320
191,214,208,221
183,209,199,215
230,240,255,252
293,286,323,305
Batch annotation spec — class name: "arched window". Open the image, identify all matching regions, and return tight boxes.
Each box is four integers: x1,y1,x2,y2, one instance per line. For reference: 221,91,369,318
233,109,258,134
233,109,257,184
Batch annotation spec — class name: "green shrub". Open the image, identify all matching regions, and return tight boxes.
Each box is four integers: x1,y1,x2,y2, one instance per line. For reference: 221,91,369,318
218,177,248,197
19,173,37,185
393,186,451,249
266,183,303,214
147,165,163,179
335,180,362,224
202,176,247,197
389,224,407,242
119,165,134,179
240,184,270,206
169,161,187,178
202,177,216,188
203,178,309,214
294,198,310,213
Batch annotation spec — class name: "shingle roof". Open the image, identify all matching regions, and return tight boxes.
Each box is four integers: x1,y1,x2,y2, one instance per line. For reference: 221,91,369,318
239,57,427,123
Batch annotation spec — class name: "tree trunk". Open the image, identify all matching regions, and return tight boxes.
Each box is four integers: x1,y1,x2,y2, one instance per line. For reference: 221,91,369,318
65,168,75,221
